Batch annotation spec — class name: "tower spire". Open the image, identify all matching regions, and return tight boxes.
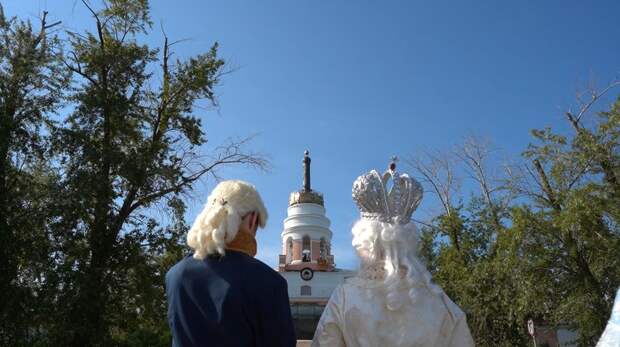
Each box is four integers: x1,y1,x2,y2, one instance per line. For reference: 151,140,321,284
289,150,323,206
303,150,311,191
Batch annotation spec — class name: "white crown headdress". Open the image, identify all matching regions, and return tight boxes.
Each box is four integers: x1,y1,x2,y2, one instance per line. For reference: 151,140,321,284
352,157,423,224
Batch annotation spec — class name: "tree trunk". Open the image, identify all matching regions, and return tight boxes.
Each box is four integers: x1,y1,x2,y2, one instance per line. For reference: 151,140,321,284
69,46,115,343
0,104,15,339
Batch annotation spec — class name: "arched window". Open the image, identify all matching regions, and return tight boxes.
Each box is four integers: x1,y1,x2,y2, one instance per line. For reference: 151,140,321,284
319,237,326,259
301,285,312,296
286,237,293,263
302,235,311,262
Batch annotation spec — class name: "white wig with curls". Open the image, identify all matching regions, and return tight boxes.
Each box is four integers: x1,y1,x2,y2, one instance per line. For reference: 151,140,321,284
351,219,443,311
187,180,268,259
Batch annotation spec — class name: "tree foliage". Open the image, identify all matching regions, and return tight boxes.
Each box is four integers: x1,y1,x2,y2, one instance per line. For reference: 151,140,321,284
413,87,620,346
0,1,266,345
0,5,69,344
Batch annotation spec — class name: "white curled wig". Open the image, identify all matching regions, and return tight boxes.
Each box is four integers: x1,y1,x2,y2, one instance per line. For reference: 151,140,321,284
187,180,268,259
351,219,443,311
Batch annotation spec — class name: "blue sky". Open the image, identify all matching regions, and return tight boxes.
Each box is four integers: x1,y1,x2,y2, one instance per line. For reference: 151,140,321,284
5,1,620,269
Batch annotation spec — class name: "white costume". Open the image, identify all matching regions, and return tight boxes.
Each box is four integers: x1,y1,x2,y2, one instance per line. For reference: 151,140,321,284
596,288,620,347
312,162,475,347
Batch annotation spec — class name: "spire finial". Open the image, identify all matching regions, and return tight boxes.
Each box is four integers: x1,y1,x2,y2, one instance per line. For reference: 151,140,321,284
389,155,399,172
303,150,311,191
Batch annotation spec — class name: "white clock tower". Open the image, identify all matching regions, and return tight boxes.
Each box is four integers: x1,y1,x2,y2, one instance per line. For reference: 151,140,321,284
277,151,355,339
279,150,335,273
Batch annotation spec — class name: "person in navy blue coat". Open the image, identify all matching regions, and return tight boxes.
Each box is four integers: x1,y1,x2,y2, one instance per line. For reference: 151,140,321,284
166,180,296,347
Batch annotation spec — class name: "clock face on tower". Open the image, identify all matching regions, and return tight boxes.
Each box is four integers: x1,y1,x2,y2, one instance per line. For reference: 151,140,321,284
300,268,314,281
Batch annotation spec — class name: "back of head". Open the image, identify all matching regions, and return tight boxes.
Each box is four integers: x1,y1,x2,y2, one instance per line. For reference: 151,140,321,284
187,180,268,259
351,219,442,311
351,161,442,311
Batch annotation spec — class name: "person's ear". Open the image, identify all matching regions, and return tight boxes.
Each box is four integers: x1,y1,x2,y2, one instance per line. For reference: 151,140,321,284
241,213,253,231
251,212,259,230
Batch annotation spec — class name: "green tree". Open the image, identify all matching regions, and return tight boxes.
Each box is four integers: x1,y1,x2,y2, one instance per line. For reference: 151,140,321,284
0,6,69,344
412,84,620,346
411,139,532,347
0,1,266,345
36,1,265,345
513,82,620,345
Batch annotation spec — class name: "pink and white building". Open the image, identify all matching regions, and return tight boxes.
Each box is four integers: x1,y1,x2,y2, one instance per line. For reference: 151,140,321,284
277,151,355,339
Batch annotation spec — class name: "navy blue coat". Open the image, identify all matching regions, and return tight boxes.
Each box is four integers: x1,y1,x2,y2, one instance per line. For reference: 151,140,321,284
165,251,296,347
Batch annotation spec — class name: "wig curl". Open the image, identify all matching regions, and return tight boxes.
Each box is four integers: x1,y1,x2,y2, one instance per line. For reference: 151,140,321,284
351,219,442,311
187,180,267,259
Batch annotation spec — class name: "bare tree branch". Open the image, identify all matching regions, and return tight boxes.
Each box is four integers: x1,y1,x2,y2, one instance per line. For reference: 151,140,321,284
407,150,460,216
454,135,510,229
532,159,561,212
565,79,620,131
455,136,496,207
120,137,268,222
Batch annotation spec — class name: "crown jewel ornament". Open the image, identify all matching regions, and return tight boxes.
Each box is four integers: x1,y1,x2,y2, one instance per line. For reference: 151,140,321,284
352,157,423,224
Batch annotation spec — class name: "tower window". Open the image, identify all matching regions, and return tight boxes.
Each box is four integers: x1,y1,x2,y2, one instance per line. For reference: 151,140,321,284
286,237,293,263
301,285,312,296
302,235,311,262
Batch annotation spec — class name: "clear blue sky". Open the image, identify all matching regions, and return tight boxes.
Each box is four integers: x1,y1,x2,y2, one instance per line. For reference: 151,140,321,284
5,1,620,269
